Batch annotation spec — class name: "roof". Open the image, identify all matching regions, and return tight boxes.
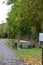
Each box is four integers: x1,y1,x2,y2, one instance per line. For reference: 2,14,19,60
20,40,27,42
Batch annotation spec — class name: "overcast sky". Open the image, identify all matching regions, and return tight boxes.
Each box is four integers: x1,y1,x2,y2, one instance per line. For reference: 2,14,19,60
0,0,11,24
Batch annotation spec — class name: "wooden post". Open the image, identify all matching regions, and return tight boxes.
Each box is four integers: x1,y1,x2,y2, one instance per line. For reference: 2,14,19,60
8,32,9,39
42,47,43,65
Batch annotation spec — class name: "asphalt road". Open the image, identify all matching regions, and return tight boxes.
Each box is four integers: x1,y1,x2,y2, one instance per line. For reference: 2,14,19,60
0,39,26,65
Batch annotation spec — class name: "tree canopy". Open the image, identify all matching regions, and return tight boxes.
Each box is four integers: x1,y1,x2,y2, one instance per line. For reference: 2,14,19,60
6,0,43,39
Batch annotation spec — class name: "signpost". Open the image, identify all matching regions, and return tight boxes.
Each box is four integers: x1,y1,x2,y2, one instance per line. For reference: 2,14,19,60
39,33,43,42
39,33,43,65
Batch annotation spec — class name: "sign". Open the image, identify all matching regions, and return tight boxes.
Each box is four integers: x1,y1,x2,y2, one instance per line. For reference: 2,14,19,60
39,33,43,65
39,33,43,42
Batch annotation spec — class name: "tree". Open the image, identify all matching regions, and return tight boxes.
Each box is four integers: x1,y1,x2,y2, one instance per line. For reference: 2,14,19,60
6,0,43,39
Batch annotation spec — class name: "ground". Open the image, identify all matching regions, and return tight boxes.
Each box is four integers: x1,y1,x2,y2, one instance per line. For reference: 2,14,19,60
0,39,26,65
15,49,42,65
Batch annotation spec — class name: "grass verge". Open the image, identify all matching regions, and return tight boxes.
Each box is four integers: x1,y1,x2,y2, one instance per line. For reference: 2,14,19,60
14,48,42,65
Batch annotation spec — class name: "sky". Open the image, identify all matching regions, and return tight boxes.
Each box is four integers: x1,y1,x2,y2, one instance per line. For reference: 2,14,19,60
0,0,11,24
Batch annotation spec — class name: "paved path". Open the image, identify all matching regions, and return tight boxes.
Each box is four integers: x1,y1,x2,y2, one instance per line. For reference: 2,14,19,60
0,39,26,65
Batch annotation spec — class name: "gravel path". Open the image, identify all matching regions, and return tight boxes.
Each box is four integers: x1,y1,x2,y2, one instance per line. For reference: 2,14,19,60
0,39,26,65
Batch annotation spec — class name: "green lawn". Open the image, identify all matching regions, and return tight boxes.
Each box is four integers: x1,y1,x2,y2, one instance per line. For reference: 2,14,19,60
14,48,42,65
15,48,42,56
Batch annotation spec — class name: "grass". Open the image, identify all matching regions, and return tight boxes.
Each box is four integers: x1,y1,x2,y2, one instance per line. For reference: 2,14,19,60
7,39,42,65
15,48,42,56
14,49,42,65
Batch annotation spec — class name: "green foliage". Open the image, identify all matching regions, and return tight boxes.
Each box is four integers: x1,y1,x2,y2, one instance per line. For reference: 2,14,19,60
6,0,43,39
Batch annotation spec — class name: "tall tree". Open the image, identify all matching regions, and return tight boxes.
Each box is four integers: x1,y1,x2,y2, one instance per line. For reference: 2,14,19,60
6,0,43,39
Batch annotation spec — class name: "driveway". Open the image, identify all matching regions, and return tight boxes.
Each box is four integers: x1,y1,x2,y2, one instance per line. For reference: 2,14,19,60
0,39,26,65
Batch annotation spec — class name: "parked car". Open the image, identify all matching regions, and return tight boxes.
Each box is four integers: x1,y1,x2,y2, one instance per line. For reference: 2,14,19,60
19,40,35,48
